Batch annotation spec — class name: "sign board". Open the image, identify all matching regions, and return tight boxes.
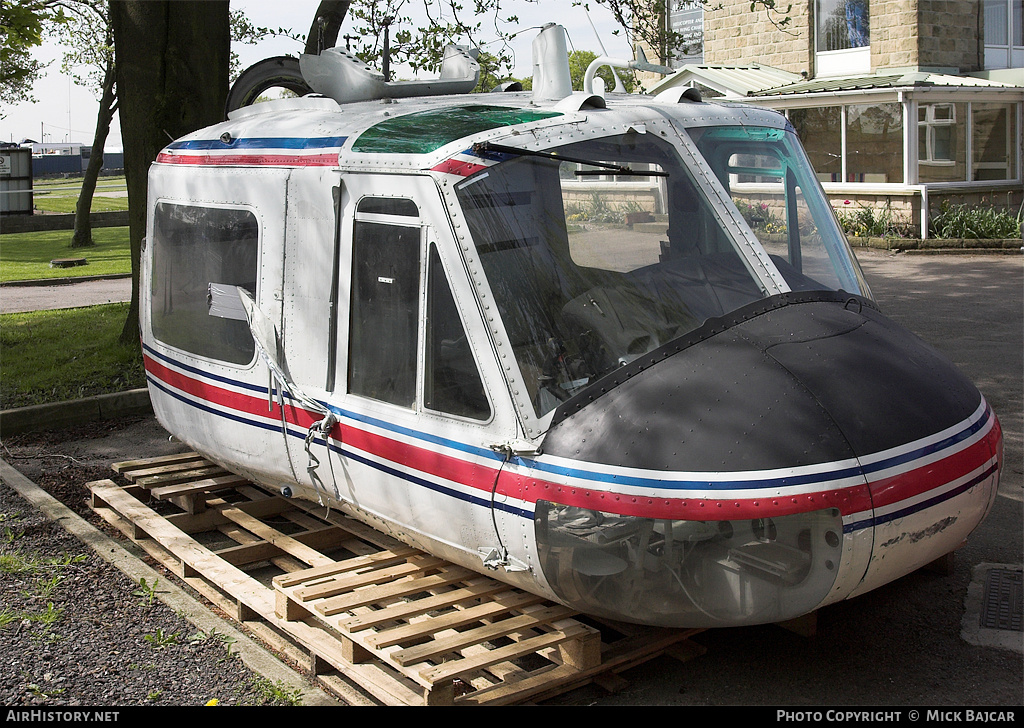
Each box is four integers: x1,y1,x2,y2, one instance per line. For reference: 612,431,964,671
0,154,11,177
668,1,705,67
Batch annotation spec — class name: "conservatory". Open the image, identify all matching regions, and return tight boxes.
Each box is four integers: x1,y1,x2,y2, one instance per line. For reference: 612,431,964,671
648,67,1023,238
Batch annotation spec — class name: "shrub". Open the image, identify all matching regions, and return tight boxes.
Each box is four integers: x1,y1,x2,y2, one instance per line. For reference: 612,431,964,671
929,200,1022,240
834,201,913,239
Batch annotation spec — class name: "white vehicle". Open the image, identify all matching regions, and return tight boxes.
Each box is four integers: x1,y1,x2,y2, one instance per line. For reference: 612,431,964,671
140,19,1002,628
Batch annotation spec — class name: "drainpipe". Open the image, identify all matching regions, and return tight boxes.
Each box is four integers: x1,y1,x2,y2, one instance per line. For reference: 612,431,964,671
920,185,929,240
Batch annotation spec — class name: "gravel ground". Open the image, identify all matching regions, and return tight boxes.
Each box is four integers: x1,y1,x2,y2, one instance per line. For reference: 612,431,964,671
0,419,322,708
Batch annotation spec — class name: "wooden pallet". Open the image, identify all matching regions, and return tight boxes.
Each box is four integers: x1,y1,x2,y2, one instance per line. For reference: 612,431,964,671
87,452,706,706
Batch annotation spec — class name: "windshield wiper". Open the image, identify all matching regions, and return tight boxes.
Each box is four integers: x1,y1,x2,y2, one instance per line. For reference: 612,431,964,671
472,141,669,177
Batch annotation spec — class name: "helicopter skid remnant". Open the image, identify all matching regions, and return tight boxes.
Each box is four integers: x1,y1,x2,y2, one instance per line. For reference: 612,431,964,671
88,453,707,706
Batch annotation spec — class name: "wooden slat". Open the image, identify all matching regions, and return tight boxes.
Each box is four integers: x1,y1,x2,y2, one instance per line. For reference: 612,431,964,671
315,565,478,618
164,494,293,533
112,452,206,474
122,462,223,482
213,525,345,567
273,546,420,590
335,577,513,633
149,474,250,500
135,466,231,489
216,504,336,569
361,589,545,649
299,556,447,604
88,479,275,615
389,604,578,666
417,621,595,685
88,455,705,706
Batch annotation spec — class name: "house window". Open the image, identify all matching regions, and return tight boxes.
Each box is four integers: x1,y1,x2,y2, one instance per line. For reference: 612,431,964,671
972,102,1018,181
846,103,903,183
150,203,258,365
984,0,1024,69
918,103,968,183
816,0,871,76
789,107,843,182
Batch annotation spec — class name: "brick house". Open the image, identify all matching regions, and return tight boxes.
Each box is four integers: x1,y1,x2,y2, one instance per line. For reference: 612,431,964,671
648,0,1023,237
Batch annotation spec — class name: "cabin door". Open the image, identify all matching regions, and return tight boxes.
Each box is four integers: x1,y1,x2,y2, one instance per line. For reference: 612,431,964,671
325,173,532,574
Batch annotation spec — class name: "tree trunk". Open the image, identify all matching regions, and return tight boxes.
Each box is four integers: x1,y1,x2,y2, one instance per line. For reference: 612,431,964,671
70,58,117,249
110,0,231,346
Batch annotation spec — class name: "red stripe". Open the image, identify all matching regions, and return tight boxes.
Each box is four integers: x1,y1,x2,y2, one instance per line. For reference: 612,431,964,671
144,353,495,495
513,470,874,521
866,425,999,509
430,158,488,176
156,152,338,167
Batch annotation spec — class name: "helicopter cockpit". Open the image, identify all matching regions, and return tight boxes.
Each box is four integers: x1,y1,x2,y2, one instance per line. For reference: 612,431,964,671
455,121,870,420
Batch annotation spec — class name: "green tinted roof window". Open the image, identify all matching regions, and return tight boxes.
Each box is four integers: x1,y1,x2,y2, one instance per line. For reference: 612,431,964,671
699,126,787,142
352,105,562,154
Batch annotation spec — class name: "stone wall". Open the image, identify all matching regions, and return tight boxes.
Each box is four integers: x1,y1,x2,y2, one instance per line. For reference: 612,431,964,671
915,0,984,72
870,0,922,69
702,0,984,75
827,187,1023,237
830,193,921,236
703,1,814,74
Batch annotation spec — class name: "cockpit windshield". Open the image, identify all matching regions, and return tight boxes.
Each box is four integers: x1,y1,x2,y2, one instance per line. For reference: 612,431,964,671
454,127,867,419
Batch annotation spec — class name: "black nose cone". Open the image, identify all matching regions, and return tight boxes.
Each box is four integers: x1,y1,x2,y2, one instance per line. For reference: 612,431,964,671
541,293,982,472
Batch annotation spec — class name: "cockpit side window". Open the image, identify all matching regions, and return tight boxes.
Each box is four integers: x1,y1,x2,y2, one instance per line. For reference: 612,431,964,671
150,203,258,365
692,126,868,295
424,244,491,420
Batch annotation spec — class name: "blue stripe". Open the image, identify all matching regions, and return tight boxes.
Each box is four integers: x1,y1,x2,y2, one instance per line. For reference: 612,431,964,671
143,342,505,463
524,457,866,491
463,146,515,163
323,439,532,519
147,374,283,434
166,136,347,151
144,343,271,396
321,402,506,464
148,373,532,519
526,407,990,492
859,409,990,476
843,460,998,534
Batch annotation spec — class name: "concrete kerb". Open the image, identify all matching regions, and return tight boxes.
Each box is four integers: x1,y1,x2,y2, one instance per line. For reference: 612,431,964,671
0,273,132,288
0,459,345,707
848,237,1024,254
0,388,153,437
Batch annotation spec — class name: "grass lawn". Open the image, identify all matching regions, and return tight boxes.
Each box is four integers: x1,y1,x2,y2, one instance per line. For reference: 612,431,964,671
0,303,144,410
31,175,129,214
0,227,131,282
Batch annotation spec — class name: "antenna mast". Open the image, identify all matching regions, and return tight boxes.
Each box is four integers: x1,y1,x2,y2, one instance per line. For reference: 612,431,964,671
585,10,626,92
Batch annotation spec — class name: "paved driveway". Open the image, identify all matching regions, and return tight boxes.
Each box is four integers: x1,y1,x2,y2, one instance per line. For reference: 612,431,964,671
0,276,131,314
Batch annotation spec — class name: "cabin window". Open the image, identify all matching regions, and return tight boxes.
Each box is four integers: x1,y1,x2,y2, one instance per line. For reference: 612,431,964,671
348,210,420,407
424,245,490,420
356,197,420,217
150,203,258,365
